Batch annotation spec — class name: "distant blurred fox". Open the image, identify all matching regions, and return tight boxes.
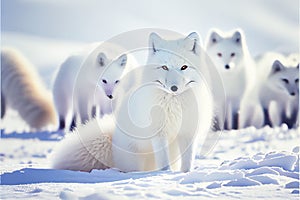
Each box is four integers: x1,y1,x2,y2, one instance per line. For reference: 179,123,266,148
205,29,256,130
263,61,299,128
52,43,135,131
255,53,299,128
1,48,56,130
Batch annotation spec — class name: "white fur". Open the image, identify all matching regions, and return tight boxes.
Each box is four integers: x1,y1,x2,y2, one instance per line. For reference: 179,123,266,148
52,42,136,130
205,29,255,129
245,52,299,128
1,47,56,130
112,32,214,172
51,33,214,173
51,115,114,172
52,51,85,130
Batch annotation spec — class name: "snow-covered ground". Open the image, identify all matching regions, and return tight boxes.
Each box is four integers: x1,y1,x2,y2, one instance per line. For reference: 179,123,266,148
1,126,299,199
1,0,299,199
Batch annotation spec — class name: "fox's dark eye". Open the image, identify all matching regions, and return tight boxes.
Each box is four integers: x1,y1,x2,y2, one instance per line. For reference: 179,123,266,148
162,65,169,71
217,53,222,57
282,78,289,84
102,79,107,84
115,80,120,84
231,53,235,57
181,65,188,70
296,78,299,83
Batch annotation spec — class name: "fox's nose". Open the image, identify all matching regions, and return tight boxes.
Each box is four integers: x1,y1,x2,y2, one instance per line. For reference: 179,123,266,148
171,85,178,92
290,92,296,96
107,95,113,99
225,64,230,69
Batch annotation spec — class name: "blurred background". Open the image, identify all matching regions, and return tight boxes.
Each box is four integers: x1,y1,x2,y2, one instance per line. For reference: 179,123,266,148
2,0,299,83
2,0,299,52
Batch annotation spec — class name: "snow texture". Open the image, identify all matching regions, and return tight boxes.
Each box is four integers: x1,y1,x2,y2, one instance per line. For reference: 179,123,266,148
1,126,299,199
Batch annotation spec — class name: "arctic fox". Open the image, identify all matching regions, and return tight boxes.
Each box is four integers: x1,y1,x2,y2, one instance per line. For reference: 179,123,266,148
52,32,214,173
52,43,130,131
1,48,56,130
112,32,213,172
254,52,299,128
205,29,255,129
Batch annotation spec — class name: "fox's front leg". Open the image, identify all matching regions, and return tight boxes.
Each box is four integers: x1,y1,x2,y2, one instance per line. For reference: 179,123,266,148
78,97,89,124
263,107,272,127
178,136,197,172
151,136,170,171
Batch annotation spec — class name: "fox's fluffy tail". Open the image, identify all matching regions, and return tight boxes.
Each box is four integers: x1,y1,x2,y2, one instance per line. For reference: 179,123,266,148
51,115,115,172
1,47,57,130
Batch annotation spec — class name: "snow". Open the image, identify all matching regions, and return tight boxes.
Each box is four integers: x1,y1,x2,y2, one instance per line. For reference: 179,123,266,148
223,177,261,187
1,126,299,199
248,175,279,185
219,151,298,171
259,154,297,171
245,167,279,176
285,181,300,189
179,171,245,184
1,0,299,199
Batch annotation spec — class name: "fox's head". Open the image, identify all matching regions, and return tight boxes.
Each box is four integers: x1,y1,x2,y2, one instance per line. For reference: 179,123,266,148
205,29,246,71
269,60,299,97
146,32,203,95
96,53,127,99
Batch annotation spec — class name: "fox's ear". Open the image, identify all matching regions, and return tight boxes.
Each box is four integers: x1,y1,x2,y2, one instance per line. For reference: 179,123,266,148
232,30,242,44
149,32,163,54
271,60,285,74
117,54,127,67
97,52,107,67
184,32,201,54
209,31,222,44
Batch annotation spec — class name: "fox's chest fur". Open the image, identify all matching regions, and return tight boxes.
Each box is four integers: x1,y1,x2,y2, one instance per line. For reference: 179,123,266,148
221,66,247,98
115,84,206,149
259,81,293,108
155,93,183,138
149,86,207,138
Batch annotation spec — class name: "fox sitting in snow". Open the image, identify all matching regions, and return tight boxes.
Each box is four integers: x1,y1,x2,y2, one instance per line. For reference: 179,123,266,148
205,29,255,130
52,31,214,172
112,32,214,172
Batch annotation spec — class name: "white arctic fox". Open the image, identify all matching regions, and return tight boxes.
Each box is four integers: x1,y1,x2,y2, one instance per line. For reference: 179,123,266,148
1,48,56,130
253,52,299,128
112,32,213,172
52,32,214,173
205,29,255,129
52,43,130,131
